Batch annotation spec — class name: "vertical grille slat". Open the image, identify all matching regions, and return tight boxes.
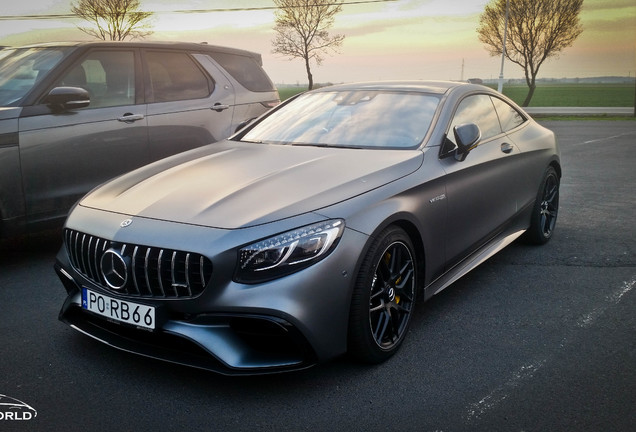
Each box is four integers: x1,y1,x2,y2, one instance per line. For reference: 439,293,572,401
170,251,177,291
140,247,151,296
92,238,102,285
85,236,94,280
157,249,166,297
66,230,76,268
79,233,88,277
200,256,206,288
144,247,151,296
63,229,212,299
131,246,141,296
185,253,193,297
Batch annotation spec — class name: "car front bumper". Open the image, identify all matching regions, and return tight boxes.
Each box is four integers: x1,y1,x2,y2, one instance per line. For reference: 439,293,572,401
55,206,368,375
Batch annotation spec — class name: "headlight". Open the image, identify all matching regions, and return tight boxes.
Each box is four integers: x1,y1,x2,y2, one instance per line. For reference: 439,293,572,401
235,219,344,283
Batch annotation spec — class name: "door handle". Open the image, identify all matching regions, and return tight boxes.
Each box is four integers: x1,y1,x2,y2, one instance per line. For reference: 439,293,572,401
212,103,230,112
117,113,144,123
501,142,514,154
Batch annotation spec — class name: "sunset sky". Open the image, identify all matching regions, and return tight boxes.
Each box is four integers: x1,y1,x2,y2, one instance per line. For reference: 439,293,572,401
1,0,635,85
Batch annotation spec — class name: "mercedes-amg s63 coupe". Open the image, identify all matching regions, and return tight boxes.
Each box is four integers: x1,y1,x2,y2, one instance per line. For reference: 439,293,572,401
56,81,560,375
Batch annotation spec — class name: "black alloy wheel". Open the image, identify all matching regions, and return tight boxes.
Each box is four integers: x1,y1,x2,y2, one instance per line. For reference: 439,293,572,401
523,166,560,245
348,226,417,363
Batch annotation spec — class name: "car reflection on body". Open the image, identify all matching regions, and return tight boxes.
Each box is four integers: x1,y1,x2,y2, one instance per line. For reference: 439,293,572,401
56,81,561,375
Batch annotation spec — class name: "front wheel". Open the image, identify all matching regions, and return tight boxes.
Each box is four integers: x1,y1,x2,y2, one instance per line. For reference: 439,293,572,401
348,226,417,363
523,166,560,245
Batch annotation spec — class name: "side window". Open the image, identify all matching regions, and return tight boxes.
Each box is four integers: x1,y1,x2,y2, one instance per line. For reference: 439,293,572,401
1,48,69,106
146,51,212,102
57,50,135,108
491,96,526,132
207,52,275,92
448,94,502,144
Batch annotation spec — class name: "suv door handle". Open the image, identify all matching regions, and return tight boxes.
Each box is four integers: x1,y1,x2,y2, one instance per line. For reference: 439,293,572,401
501,142,514,154
118,113,145,123
212,103,230,112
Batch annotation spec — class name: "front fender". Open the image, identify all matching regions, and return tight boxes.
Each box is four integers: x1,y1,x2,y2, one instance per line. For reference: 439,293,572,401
316,168,448,289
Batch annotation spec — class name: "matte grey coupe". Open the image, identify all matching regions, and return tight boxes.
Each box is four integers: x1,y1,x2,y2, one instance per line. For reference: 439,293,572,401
56,81,560,375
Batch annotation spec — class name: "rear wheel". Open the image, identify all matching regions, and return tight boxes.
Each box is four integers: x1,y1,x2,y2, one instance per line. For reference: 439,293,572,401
348,226,417,363
523,166,559,244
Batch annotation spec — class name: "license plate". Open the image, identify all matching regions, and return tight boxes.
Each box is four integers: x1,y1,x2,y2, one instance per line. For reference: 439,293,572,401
82,288,155,330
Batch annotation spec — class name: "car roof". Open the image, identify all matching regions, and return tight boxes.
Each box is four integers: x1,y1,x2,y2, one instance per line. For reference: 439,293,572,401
13,41,263,62
315,80,475,95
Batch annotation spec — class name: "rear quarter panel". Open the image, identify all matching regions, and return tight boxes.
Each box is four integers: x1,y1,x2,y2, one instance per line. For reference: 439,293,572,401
506,121,560,209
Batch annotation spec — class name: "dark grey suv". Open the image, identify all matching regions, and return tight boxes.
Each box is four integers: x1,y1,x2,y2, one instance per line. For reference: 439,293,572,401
0,41,279,237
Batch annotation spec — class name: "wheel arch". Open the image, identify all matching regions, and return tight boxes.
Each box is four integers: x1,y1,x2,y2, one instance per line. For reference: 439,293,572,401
350,214,428,296
549,160,562,179
345,218,422,362
390,219,427,295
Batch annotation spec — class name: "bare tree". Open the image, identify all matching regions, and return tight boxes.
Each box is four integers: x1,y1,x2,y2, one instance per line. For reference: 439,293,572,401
477,0,583,106
71,0,153,41
272,0,345,90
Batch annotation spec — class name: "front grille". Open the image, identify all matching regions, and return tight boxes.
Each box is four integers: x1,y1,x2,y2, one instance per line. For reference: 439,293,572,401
65,229,213,298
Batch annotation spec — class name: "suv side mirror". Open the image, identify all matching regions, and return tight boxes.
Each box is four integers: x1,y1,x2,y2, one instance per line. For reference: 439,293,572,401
44,86,90,111
453,123,481,161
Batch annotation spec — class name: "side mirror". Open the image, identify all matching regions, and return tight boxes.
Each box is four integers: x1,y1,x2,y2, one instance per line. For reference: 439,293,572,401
453,123,481,161
44,86,90,111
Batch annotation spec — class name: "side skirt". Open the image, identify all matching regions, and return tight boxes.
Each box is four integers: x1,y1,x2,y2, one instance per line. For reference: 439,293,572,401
422,227,526,301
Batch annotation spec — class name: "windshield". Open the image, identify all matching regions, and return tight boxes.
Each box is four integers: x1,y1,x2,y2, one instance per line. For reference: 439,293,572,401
240,90,440,149
0,47,72,106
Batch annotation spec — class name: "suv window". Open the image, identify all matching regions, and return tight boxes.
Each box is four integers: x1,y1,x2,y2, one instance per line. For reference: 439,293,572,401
146,51,212,103
448,94,502,143
491,96,526,132
207,52,275,92
0,47,71,106
55,50,135,108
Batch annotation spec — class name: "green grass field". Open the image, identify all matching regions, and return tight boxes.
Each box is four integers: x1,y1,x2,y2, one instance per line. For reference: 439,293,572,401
277,86,307,101
491,83,635,107
278,83,635,107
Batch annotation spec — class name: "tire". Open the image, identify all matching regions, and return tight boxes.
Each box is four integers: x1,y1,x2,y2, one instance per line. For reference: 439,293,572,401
523,166,560,245
348,226,417,363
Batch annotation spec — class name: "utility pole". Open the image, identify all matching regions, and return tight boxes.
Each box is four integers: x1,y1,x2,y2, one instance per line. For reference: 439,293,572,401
497,0,509,93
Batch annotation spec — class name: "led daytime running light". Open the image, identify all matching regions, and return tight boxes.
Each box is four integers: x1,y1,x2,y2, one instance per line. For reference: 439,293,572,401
240,220,344,273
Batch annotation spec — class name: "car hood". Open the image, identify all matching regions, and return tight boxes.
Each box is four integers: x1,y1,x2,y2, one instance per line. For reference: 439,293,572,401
80,140,423,229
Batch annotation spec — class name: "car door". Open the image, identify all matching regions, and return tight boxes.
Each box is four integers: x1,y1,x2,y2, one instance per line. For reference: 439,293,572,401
490,95,541,209
143,49,235,162
440,93,523,267
18,48,148,224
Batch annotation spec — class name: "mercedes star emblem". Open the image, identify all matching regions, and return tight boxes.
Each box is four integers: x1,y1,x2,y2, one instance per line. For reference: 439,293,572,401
100,249,128,290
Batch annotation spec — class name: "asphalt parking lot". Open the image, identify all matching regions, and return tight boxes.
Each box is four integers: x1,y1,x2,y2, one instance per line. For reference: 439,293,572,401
1,120,634,432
